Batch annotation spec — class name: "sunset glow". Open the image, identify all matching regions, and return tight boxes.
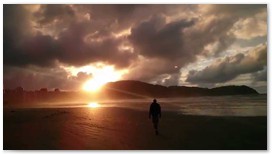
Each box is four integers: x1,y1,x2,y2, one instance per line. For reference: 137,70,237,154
80,65,128,92
3,4,267,93
3,4,268,150
87,102,100,108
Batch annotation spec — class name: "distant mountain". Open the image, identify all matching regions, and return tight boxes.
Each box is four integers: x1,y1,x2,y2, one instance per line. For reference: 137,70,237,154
101,80,259,99
3,80,260,104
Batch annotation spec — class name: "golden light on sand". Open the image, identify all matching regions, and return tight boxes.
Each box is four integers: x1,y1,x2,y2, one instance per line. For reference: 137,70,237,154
87,102,100,108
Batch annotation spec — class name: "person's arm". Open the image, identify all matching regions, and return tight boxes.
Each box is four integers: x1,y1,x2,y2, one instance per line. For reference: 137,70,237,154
149,104,152,119
159,104,161,118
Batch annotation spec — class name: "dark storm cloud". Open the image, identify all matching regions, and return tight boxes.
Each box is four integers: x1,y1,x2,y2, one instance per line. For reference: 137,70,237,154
4,5,136,68
3,4,267,90
186,44,267,84
194,4,266,56
126,13,236,83
56,22,136,68
5,4,266,69
127,4,267,83
4,5,59,67
4,66,68,90
4,33,60,67
124,15,197,83
185,16,237,57
130,15,195,61
35,4,75,25
4,5,33,66
87,4,138,25
3,5,32,40
3,66,91,90
80,4,195,32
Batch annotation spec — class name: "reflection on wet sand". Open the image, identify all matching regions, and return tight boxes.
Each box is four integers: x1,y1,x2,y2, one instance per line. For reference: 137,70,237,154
87,102,100,108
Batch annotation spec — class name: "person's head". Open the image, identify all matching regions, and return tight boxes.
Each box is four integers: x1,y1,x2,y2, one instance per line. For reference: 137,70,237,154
153,99,157,103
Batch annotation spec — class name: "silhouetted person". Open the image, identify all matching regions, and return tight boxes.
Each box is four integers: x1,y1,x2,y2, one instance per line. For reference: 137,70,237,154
149,99,161,135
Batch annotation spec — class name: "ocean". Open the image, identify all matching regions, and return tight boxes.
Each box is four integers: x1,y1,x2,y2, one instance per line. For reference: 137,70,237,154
6,94,267,117
100,94,267,116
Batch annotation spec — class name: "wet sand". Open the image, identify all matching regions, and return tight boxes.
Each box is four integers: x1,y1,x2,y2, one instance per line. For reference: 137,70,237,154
4,107,267,150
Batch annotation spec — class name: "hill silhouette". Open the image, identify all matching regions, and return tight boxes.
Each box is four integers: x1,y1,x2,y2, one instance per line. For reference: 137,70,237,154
4,80,259,104
101,80,259,99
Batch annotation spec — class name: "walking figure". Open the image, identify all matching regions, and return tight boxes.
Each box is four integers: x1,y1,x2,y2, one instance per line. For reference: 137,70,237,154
149,99,161,135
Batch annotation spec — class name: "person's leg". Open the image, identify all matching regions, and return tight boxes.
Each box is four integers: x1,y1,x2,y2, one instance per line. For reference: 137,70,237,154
152,117,159,135
154,122,158,129
155,122,159,135
152,117,158,128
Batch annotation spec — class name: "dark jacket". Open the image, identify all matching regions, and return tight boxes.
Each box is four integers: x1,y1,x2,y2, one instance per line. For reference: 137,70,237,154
149,102,161,118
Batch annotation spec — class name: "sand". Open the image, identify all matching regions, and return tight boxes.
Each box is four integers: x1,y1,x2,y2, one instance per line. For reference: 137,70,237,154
3,107,267,150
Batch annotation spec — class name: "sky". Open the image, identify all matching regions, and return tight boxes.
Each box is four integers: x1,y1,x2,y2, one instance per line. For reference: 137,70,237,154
3,4,267,93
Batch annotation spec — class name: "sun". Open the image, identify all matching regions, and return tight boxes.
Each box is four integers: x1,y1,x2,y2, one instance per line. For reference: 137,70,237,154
61,63,128,93
81,65,127,92
83,79,105,92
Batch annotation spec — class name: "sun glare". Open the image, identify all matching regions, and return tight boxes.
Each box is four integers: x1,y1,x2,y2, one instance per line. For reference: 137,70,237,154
82,64,127,92
82,66,124,92
87,102,100,108
83,79,105,92
61,63,128,92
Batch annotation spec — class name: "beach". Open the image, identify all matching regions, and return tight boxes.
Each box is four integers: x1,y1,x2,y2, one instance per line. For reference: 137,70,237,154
4,106,267,150
3,3,268,151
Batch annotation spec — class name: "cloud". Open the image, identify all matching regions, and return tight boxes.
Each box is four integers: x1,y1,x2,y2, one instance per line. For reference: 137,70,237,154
4,33,60,67
3,65,92,90
234,36,267,48
126,4,265,83
230,11,267,40
79,4,196,32
5,4,266,69
34,4,75,25
184,15,237,57
252,67,267,82
129,15,195,61
4,5,137,69
123,57,175,81
55,22,136,68
4,5,34,61
155,73,181,86
195,4,267,55
186,43,267,84
201,4,266,18
3,4,267,90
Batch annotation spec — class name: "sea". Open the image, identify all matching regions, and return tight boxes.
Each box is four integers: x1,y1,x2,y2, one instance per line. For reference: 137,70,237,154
100,94,267,116
6,94,267,117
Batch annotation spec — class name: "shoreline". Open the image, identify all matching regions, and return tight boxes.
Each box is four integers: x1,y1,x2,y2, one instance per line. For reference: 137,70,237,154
4,107,267,150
